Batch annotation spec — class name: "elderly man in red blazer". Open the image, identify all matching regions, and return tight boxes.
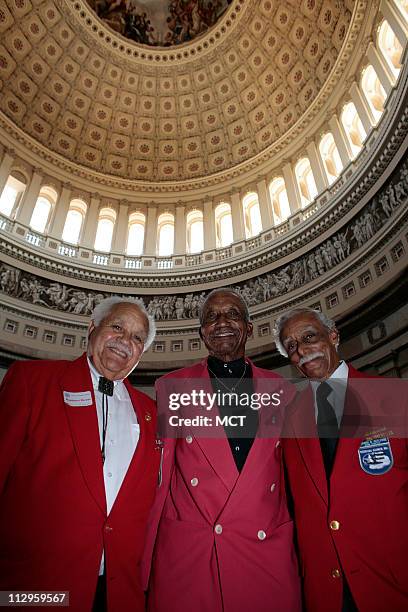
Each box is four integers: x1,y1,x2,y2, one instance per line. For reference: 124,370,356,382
142,288,301,612
0,297,160,612
274,307,408,612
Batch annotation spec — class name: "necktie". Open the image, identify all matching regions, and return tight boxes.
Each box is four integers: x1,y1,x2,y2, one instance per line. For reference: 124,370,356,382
98,377,114,463
316,381,339,477
317,382,359,612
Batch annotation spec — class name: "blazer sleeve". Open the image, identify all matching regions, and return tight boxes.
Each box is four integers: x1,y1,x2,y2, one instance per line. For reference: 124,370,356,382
0,362,31,495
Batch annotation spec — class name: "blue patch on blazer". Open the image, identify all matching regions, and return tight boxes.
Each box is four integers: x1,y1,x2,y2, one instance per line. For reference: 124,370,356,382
358,437,393,475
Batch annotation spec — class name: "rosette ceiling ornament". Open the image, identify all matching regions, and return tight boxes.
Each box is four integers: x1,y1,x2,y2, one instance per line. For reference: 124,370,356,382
0,0,361,184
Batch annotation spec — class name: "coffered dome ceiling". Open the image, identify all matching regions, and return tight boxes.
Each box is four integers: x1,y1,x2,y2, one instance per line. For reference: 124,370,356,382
0,0,363,182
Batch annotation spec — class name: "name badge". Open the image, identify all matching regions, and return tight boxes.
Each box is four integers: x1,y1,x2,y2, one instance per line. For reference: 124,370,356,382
358,437,393,475
63,391,93,407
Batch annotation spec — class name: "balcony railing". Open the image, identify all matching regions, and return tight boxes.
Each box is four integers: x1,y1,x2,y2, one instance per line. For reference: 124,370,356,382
25,231,44,247
58,244,77,257
124,258,142,269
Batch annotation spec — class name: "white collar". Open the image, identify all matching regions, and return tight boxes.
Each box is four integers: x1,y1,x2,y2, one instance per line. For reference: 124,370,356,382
310,360,348,391
327,360,349,395
87,357,124,392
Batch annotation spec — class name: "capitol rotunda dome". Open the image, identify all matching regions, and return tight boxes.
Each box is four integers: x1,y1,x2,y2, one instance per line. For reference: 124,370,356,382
0,0,407,380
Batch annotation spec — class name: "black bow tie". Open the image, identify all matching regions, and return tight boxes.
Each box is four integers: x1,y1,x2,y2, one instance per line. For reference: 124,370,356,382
98,377,114,397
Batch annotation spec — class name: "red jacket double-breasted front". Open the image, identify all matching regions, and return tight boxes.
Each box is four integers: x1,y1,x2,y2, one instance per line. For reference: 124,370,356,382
142,358,302,612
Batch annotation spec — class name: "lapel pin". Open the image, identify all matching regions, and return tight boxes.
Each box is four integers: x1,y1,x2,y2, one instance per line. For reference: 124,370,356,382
145,412,152,422
358,432,394,476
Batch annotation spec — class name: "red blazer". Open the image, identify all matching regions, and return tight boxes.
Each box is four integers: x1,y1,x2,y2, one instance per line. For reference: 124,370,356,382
282,365,408,611
142,358,301,612
0,354,160,612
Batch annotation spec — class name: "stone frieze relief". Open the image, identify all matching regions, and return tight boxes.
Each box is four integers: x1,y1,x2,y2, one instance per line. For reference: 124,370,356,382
1,162,406,320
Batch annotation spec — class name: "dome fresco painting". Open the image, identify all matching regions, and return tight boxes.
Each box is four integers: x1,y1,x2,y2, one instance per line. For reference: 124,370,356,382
87,0,232,46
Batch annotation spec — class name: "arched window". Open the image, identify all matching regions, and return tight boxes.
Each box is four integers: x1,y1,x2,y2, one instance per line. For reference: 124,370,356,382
215,202,233,247
319,133,343,184
377,20,403,79
294,158,318,206
0,173,26,217
268,177,291,224
340,102,367,158
62,199,87,244
30,185,58,233
243,192,262,238
361,65,386,123
157,212,174,256
126,212,145,256
186,209,204,254
94,207,116,252
394,0,408,19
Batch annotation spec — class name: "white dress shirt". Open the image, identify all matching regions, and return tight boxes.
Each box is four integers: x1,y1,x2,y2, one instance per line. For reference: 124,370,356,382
311,360,349,427
87,358,140,574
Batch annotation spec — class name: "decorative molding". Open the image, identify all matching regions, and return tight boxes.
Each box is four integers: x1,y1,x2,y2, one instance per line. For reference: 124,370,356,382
1,106,407,288
1,160,406,322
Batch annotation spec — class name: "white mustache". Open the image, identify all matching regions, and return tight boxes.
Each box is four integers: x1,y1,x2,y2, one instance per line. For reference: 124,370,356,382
106,341,132,358
299,352,325,366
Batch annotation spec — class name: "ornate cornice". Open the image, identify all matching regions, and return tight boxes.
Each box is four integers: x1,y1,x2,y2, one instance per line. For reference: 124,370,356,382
1,158,407,325
1,96,407,289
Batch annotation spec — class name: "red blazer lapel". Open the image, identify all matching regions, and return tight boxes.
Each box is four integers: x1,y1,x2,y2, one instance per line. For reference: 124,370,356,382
60,353,106,515
114,382,159,501
195,359,296,491
155,361,238,497
189,361,239,491
195,360,294,492
347,364,367,379
252,362,296,439
288,385,328,504
196,436,239,492
333,363,374,478
239,363,288,478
